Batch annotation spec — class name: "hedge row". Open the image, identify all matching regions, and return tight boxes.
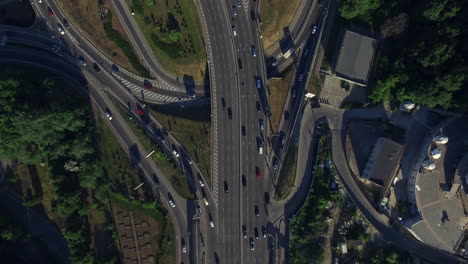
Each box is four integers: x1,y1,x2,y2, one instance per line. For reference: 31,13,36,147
103,13,150,78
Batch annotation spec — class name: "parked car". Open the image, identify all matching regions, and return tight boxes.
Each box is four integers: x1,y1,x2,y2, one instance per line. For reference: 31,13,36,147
47,7,54,16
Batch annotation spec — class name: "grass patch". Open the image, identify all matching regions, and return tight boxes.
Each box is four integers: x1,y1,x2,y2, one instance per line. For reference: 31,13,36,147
306,68,322,98
112,100,194,199
274,144,298,200
126,0,207,81
56,0,141,73
260,0,302,48
148,104,211,186
289,132,341,264
268,66,295,134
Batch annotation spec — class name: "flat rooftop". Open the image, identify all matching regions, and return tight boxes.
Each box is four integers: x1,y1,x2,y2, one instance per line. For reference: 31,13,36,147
362,137,404,187
411,145,467,253
335,30,377,86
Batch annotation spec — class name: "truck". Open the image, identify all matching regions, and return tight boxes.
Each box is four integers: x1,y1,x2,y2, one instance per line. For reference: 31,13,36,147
258,142,264,155
282,48,294,59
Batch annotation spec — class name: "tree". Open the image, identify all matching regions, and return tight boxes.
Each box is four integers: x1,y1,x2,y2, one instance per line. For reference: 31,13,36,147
338,0,381,19
380,13,408,38
145,0,154,6
422,0,460,21
169,30,181,42
64,160,80,172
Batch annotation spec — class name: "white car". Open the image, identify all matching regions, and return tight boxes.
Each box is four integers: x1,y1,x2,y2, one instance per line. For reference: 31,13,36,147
105,112,112,120
210,221,214,228
198,179,205,187
57,24,65,35
232,25,237,37
203,197,209,206
312,25,317,34
169,199,176,208
172,149,180,157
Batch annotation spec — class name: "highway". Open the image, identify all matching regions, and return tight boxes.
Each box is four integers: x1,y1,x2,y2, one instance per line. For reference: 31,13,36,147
30,0,208,103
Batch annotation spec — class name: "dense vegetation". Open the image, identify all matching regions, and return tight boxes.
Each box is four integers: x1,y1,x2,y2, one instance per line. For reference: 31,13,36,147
0,66,102,263
103,11,150,77
289,132,341,263
338,0,468,111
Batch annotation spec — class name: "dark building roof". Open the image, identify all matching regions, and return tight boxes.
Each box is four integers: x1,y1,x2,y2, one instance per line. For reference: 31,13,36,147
362,137,404,187
335,30,377,86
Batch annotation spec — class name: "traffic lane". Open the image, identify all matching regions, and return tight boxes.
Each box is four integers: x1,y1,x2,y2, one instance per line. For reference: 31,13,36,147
88,82,191,264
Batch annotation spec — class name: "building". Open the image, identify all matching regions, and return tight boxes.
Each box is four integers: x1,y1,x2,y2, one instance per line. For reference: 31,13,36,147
333,29,377,87
361,137,405,187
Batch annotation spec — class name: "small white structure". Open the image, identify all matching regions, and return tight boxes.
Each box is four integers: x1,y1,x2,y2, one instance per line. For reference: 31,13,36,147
305,93,316,98
340,242,348,254
431,148,442,159
422,160,436,170
403,100,415,110
434,135,449,144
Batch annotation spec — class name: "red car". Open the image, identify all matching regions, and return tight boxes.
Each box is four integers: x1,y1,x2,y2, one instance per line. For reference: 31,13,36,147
143,80,153,90
137,108,144,115
48,7,54,16
255,167,261,178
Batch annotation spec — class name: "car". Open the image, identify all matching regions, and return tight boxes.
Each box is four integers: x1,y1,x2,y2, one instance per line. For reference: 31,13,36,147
143,80,153,90
298,74,304,82
254,205,259,216
232,6,237,16
271,60,279,67
242,174,246,186
256,101,261,112
137,108,144,115
232,25,237,36
224,181,229,193
93,63,100,72
47,7,54,16
156,130,165,143
181,239,186,253
105,112,112,120
251,46,257,57
227,107,232,119
250,238,255,250
112,64,120,73
37,0,42,3
198,178,205,187
242,225,247,238
57,24,65,35
221,97,226,108
77,56,87,66
250,9,256,20
241,125,246,136
255,167,261,178
273,157,279,170
237,0,241,7
204,197,209,206
256,79,262,89
210,220,214,228
169,199,176,208
254,227,259,240
304,49,309,57
63,18,70,28
292,89,297,98
172,149,180,157
259,119,264,131
262,226,267,238
187,90,196,98
312,25,317,34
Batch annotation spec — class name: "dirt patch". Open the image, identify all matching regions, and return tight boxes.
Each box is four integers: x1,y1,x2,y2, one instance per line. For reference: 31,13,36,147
111,202,175,264
260,0,302,49
268,66,294,134
56,0,137,72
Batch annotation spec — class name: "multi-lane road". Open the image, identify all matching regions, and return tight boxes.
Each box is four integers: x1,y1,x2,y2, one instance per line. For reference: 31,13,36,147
4,0,464,263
